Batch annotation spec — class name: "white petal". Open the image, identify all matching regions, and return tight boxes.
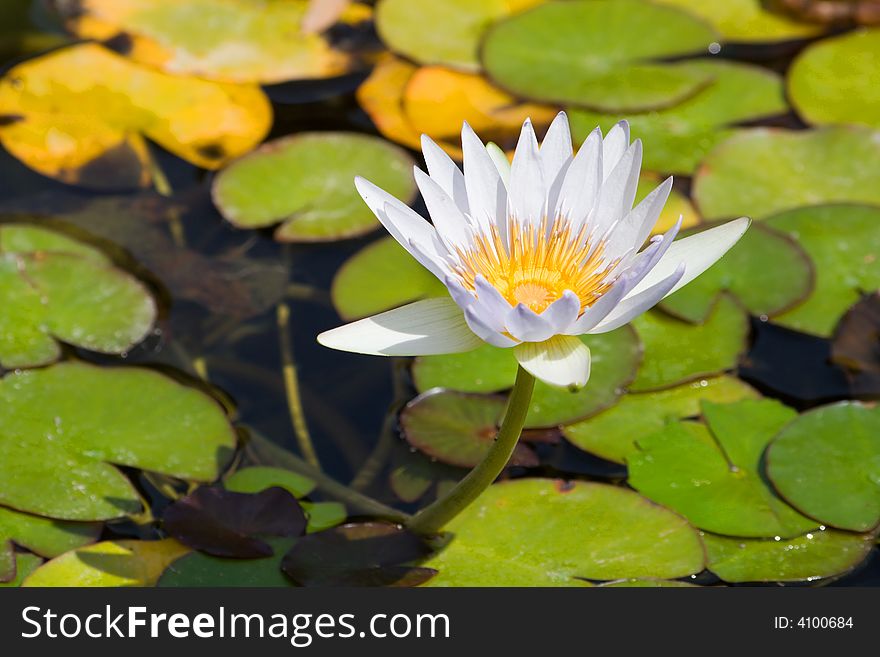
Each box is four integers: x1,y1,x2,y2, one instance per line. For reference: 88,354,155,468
564,278,630,335
557,127,602,225
318,297,483,356
474,275,513,329
624,218,750,301
508,119,545,226
540,112,573,189
514,335,591,389
602,120,630,181
593,140,642,236
605,176,673,259
486,142,511,188
461,122,507,233
414,167,472,248
505,304,556,342
540,290,581,333
465,305,518,348
590,263,686,333
421,134,469,214
444,275,476,310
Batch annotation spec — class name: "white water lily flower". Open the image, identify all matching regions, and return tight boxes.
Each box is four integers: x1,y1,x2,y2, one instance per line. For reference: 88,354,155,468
319,113,748,389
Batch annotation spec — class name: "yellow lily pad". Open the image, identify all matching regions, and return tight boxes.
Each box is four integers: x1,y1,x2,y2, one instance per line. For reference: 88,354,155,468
0,43,271,190
60,0,374,84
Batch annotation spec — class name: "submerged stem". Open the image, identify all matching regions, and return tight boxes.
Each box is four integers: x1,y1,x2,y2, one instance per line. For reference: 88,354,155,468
277,302,322,470
407,365,535,535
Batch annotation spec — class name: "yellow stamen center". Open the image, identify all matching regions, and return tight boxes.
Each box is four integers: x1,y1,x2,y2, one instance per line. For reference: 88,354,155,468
454,216,618,315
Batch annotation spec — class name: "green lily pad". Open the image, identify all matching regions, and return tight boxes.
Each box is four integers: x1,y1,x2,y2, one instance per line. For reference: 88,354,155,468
0,553,43,588
213,132,416,242
569,60,787,174
225,466,317,499
0,542,11,582
628,399,817,538
563,376,759,464
389,445,465,504
693,126,880,220
301,502,347,534
481,0,717,112
652,0,821,43
0,223,156,368
413,341,520,394
0,506,101,558
765,204,880,337
630,295,749,392
331,237,446,321
158,538,295,588
789,29,880,129
376,0,539,71
659,222,814,323
422,479,705,586
22,539,189,587
703,530,875,583
599,579,698,587
0,362,237,521
767,403,880,532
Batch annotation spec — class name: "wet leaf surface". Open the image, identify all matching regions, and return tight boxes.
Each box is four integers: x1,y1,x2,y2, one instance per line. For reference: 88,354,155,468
164,487,307,558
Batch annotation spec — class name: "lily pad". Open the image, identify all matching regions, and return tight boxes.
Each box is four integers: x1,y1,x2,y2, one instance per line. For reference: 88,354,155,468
0,506,101,558
569,60,787,175
225,466,317,499
0,43,271,189
766,204,880,336
652,0,821,43
355,54,423,153
0,542,11,582
598,579,698,587
301,502,347,534
630,295,749,392
832,292,880,375
159,538,295,587
61,0,373,83
212,132,416,242
400,390,537,468
659,222,814,324
481,0,718,112
0,553,42,588
331,237,447,321
563,376,759,464
413,327,641,427
766,403,880,532
389,445,465,504
789,29,880,129
422,479,705,586
0,362,237,521
376,0,541,71
628,399,817,538
693,127,880,220
0,223,156,368
703,530,875,583
22,539,189,587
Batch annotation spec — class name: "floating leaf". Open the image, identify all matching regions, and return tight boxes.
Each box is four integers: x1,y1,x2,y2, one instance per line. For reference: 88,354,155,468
659,223,814,324
599,579,698,588
376,0,542,70
282,523,436,587
0,542,11,582
413,341,519,394
400,390,537,468
0,44,271,190
225,466,317,499
0,223,156,368
628,400,816,537
766,403,880,532
693,127,880,220
0,363,236,521
213,132,415,242
164,487,306,559
832,292,880,374
789,29,880,129
356,54,423,152
652,0,821,42
563,376,759,464
389,445,464,504
301,502,347,534
766,204,880,336
569,60,787,174
22,539,189,587
0,553,42,588
331,237,446,321
159,538,295,587
630,295,749,392
481,0,717,112
765,0,880,27
703,530,875,583
423,480,705,586
61,0,373,84
0,506,101,558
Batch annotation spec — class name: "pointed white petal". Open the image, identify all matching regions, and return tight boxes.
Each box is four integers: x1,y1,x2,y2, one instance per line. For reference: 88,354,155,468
461,122,507,233
444,275,476,310
414,167,472,248
540,112,573,189
602,120,630,181
540,290,580,333
605,176,673,259
508,119,545,226
593,140,642,235
514,335,591,389
505,304,556,342
421,134,469,214
624,218,750,301
590,263,686,333
465,305,518,348
557,127,602,225
473,275,513,329
318,297,483,356
486,142,511,188
564,278,630,335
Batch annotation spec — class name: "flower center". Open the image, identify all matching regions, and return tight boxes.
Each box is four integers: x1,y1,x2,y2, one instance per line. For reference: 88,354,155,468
454,216,618,315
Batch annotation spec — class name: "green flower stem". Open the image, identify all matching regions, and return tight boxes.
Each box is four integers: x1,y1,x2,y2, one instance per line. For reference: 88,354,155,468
407,365,536,535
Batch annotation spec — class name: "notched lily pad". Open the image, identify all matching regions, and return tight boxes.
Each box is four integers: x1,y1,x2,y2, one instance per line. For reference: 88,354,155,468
563,376,759,464
159,538,295,588
0,43,271,189
0,505,101,559
0,223,156,368
481,0,718,112
163,487,307,558
766,403,880,532
628,399,816,538
422,479,705,586
225,466,317,499
0,363,237,521
0,553,42,588
832,292,880,375
213,132,415,242
282,522,436,587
